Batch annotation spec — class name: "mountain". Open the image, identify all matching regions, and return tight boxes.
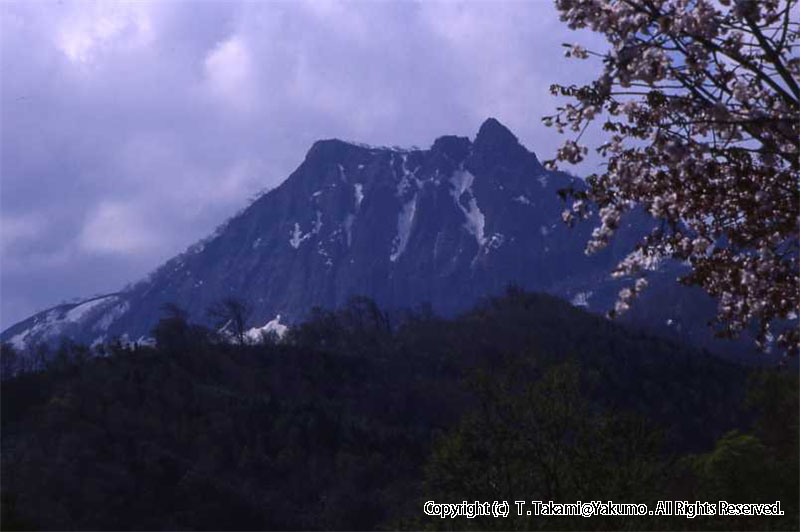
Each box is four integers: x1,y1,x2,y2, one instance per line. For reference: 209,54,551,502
0,118,753,359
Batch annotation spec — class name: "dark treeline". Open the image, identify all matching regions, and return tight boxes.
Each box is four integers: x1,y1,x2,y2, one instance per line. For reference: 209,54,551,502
1,289,797,530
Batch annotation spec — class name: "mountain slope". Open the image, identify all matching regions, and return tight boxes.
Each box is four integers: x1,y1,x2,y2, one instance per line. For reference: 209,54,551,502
1,118,751,358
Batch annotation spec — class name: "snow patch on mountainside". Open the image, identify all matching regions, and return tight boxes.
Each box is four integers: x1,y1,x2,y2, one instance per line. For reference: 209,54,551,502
245,315,288,343
344,214,355,247
514,195,531,205
390,194,418,262
450,170,486,247
396,157,420,197
9,310,60,350
289,223,308,249
8,295,124,351
65,296,116,323
571,291,593,308
354,183,364,209
289,211,323,249
136,336,157,347
463,195,486,246
486,233,505,250
317,240,333,267
450,168,473,198
93,300,131,332
313,210,323,233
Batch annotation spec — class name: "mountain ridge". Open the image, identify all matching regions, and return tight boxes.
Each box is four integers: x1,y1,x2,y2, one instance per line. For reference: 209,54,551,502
1,118,755,361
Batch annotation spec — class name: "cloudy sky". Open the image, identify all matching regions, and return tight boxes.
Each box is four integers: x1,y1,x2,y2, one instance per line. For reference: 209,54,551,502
0,0,605,330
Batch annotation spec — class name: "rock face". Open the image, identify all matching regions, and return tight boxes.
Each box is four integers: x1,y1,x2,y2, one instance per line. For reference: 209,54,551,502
1,118,752,359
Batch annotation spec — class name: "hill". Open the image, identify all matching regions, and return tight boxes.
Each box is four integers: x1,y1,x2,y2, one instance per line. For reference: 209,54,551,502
2,290,795,530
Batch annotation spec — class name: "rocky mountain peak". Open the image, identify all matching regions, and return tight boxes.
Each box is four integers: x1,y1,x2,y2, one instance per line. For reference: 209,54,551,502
473,117,542,172
431,135,471,162
474,117,518,147
304,138,360,164
471,117,532,169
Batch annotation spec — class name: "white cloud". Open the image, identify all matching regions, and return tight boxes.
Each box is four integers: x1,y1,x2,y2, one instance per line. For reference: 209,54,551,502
1,214,43,250
203,35,256,111
55,1,155,64
79,201,160,255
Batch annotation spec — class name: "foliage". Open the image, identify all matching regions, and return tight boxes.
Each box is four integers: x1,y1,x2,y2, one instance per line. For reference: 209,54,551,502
415,358,798,531
416,361,665,530
546,0,800,356
669,371,799,530
0,292,795,530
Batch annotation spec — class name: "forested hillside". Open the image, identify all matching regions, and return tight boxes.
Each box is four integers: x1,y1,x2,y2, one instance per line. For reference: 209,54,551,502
1,289,796,530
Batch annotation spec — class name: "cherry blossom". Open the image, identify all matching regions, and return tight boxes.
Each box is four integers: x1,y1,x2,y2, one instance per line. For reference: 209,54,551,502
545,0,799,356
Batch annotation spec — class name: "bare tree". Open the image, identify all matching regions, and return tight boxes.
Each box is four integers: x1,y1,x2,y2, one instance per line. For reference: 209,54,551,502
546,0,799,355
207,298,252,345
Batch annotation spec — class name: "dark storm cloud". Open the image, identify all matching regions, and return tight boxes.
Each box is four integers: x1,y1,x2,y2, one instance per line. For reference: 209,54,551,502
0,0,605,329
